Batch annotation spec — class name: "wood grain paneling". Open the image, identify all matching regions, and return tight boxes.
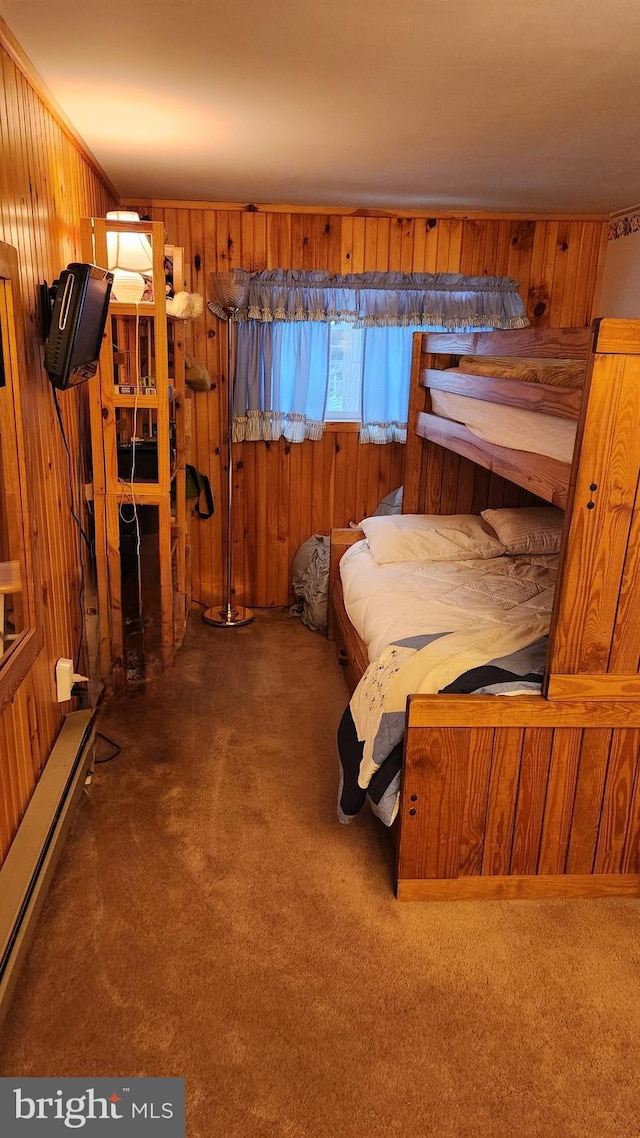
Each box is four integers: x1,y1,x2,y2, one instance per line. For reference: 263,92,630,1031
134,203,607,607
0,39,115,863
549,351,640,675
399,717,640,894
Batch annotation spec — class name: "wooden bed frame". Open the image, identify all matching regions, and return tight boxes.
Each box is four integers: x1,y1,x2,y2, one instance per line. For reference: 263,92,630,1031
330,320,640,900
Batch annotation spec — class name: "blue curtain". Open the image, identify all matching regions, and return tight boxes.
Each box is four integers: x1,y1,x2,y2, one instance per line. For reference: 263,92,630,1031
235,321,420,443
360,325,418,443
234,321,330,442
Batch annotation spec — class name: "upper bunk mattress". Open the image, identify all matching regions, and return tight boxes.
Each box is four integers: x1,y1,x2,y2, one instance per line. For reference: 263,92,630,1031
430,389,577,462
340,540,559,662
429,355,586,463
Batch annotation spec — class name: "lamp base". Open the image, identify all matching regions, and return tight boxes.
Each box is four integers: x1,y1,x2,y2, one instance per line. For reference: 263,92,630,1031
202,604,255,628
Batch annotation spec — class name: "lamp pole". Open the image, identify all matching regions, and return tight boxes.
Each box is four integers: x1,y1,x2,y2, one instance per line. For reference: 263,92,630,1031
203,272,253,628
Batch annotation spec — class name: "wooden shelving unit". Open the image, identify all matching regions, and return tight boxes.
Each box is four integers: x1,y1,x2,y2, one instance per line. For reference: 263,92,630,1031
82,217,191,687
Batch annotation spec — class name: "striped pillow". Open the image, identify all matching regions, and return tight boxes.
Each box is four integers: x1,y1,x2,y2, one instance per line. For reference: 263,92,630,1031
481,507,564,555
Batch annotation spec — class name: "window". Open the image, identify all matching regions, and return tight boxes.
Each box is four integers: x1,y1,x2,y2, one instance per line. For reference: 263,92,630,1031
232,268,528,443
325,323,363,422
235,318,416,442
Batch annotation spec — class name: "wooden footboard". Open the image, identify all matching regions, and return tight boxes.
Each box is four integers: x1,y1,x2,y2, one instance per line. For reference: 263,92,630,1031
397,695,640,900
329,535,640,901
329,528,369,693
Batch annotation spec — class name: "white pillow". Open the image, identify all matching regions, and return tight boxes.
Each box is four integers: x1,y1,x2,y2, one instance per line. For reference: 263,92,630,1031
481,507,564,556
360,513,505,565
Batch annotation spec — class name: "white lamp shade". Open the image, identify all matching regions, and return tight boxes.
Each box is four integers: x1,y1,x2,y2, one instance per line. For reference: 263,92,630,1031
110,270,147,304
106,210,153,273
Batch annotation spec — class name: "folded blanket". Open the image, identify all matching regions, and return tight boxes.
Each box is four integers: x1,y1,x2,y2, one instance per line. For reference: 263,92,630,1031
456,355,585,389
338,618,549,827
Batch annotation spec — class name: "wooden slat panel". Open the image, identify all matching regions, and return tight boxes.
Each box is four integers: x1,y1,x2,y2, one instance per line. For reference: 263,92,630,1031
509,727,554,875
398,727,471,881
621,748,640,874
458,727,494,876
566,729,613,874
609,476,640,673
537,728,583,875
391,718,640,896
594,729,640,874
482,728,524,875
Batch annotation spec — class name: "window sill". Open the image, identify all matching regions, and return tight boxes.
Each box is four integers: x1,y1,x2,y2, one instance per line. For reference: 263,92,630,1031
323,421,360,433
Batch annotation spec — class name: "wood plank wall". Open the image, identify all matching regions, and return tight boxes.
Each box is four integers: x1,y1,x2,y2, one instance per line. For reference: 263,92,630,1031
131,201,608,608
0,39,115,863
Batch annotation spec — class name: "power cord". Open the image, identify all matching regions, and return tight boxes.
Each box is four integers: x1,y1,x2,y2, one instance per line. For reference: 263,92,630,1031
118,302,144,628
51,386,92,550
94,731,122,765
51,385,90,672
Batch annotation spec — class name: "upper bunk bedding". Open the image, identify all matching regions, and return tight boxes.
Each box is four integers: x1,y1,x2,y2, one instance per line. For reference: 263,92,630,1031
337,511,562,828
455,355,586,388
429,355,587,463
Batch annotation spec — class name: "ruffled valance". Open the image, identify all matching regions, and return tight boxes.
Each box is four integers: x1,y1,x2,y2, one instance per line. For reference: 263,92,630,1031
231,269,528,330
233,410,324,443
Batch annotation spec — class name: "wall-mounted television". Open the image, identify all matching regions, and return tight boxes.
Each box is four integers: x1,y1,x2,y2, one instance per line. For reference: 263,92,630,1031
44,263,113,390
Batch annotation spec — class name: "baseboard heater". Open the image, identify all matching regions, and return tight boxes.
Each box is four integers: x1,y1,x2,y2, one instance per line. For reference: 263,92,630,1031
0,709,96,1027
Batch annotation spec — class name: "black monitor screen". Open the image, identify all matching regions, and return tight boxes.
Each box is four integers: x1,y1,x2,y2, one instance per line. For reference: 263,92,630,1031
45,263,113,389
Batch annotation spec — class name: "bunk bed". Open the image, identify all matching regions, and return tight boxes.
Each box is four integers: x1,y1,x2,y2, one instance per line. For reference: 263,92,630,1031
330,321,640,900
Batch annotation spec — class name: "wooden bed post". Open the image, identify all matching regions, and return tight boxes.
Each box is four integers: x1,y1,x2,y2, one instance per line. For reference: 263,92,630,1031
546,319,640,700
402,333,430,513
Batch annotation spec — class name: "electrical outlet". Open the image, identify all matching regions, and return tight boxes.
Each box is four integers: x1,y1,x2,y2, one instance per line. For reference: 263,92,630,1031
55,659,89,702
56,658,74,702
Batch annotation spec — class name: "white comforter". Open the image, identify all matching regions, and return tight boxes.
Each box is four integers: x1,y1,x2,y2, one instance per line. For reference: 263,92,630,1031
340,540,559,662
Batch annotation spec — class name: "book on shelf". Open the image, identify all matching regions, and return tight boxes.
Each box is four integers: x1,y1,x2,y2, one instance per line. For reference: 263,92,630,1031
116,383,174,398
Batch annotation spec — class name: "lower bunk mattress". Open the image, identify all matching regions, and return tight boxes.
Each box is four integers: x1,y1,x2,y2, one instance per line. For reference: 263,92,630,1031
337,541,559,827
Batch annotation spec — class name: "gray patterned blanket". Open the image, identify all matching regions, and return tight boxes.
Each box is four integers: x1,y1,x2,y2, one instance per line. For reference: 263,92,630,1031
337,617,549,827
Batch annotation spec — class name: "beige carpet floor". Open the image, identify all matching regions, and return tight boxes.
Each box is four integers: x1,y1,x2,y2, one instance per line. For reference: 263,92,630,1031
1,611,640,1137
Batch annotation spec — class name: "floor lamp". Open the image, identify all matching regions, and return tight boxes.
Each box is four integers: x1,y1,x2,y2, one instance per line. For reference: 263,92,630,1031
202,269,254,628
